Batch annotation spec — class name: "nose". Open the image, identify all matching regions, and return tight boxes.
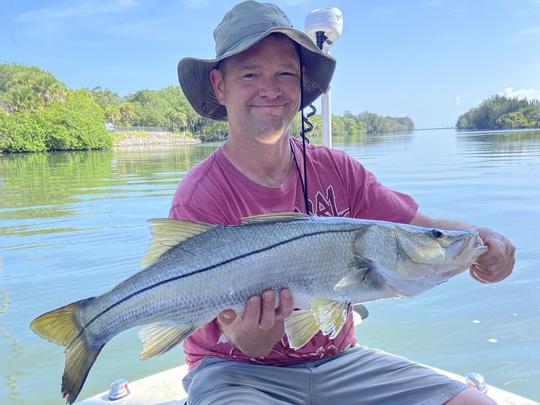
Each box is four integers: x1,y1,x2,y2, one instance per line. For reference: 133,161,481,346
258,75,281,99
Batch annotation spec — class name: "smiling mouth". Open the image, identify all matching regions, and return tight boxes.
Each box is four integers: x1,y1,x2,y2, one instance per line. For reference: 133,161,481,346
251,102,288,108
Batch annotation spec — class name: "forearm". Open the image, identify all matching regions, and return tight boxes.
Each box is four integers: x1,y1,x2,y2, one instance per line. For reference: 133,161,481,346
410,212,476,231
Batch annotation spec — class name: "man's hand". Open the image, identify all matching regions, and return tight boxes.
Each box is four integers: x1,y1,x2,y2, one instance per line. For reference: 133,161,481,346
217,288,294,357
471,227,515,283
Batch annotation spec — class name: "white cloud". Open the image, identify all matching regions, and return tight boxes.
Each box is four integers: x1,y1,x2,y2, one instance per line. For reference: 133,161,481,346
499,87,540,100
455,95,461,106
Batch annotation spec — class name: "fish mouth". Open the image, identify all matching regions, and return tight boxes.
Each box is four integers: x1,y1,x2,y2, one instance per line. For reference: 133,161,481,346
439,234,488,279
473,244,489,259
471,230,489,259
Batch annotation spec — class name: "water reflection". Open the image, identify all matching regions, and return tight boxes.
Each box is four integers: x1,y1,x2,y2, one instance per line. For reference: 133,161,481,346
333,131,414,148
0,144,218,225
112,143,217,179
0,152,116,212
456,129,540,160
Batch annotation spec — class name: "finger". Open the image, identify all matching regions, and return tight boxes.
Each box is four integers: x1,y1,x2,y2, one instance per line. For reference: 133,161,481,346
241,296,261,333
259,290,276,330
471,261,512,283
476,239,502,266
275,289,294,320
217,309,237,325
477,237,512,269
470,266,490,283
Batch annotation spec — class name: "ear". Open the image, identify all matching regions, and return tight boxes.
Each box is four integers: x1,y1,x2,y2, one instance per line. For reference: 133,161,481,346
209,68,226,105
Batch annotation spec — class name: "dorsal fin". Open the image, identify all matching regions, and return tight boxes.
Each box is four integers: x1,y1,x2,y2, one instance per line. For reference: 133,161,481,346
141,218,213,269
241,212,307,225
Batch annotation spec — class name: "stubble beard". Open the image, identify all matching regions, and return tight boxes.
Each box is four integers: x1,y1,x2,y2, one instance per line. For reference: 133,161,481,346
250,105,297,140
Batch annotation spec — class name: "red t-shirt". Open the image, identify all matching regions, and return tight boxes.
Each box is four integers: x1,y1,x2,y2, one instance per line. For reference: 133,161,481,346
170,137,418,369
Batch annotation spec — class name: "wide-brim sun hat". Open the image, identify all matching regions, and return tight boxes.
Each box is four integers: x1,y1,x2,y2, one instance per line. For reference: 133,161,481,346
178,0,336,121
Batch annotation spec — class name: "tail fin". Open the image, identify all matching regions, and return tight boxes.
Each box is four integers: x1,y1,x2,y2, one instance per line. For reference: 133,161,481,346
30,300,104,404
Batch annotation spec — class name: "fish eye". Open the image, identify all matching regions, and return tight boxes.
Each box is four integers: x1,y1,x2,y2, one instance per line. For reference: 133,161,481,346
431,229,444,239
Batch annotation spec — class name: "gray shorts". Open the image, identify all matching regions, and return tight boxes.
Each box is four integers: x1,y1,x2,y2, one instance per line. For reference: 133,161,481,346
182,345,467,405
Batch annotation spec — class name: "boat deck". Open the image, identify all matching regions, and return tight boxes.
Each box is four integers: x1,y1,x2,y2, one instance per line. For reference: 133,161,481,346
79,364,538,404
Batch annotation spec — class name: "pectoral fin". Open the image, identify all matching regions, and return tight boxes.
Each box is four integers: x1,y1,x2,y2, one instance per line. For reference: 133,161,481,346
284,299,350,349
334,258,377,292
138,322,197,360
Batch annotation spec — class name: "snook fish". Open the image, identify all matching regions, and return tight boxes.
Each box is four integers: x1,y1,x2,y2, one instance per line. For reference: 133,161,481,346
30,213,487,403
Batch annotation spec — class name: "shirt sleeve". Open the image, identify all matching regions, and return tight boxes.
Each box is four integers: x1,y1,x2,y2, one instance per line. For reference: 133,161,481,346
168,166,235,225
345,155,418,223
169,201,224,224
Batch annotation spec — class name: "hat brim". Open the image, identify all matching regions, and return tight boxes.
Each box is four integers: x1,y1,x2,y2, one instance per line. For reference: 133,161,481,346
178,27,336,121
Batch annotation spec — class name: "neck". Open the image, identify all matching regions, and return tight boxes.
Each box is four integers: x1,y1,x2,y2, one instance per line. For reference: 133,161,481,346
222,132,293,187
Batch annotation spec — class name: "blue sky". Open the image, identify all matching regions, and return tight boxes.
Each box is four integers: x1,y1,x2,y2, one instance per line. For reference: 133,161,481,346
1,0,539,128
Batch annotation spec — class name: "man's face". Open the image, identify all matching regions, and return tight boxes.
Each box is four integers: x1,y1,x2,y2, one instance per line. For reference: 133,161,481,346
210,34,301,140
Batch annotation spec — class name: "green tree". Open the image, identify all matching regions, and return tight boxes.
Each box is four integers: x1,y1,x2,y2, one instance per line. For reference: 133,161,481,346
457,95,531,130
496,111,530,129
167,110,188,132
39,89,112,150
90,86,121,110
0,62,67,112
0,110,48,152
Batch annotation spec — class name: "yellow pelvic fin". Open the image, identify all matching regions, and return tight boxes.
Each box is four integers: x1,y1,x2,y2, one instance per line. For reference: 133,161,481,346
141,218,213,269
284,309,320,350
138,322,198,360
241,212,307,224
311,299,349,339
284,299,350,349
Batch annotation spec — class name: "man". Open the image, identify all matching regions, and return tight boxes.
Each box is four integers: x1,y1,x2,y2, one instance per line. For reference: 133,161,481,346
171,1,515,403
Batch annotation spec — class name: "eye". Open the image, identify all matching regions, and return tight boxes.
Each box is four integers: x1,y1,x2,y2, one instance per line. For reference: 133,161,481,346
279,71,298,78
431,229,444,239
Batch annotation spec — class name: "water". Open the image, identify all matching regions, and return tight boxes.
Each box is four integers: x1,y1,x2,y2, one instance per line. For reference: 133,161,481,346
1,129,539,404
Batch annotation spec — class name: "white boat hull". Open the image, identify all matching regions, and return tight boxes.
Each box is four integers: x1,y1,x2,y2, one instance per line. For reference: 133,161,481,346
78,363,537,405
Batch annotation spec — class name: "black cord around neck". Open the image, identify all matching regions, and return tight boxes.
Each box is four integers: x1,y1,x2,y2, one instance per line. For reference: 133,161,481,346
297,47,310,215
289,139,309,214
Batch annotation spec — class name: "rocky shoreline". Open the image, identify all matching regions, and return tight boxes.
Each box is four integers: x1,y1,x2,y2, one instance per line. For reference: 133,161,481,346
112,131,201,148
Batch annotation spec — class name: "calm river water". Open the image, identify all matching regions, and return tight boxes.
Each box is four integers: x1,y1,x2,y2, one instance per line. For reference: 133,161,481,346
1,129,539,404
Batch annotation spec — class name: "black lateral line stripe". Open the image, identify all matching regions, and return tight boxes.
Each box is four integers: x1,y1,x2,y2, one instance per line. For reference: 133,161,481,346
70,227,358,347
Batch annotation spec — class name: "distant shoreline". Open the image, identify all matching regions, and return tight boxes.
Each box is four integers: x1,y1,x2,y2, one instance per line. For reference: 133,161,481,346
112,131,200,148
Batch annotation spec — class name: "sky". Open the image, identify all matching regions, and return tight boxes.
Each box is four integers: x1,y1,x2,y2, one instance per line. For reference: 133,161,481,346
1,0,540,128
